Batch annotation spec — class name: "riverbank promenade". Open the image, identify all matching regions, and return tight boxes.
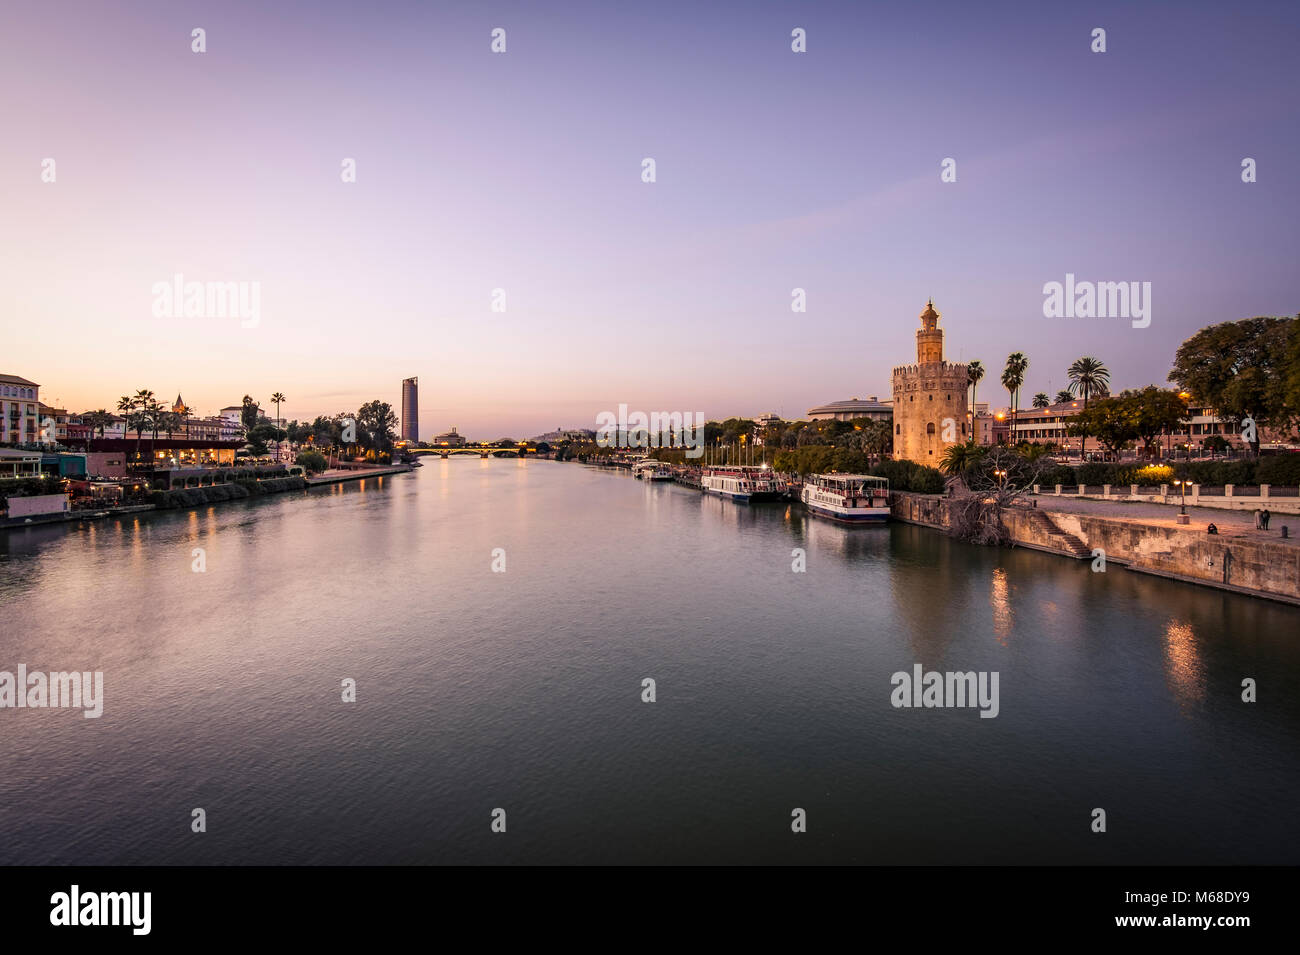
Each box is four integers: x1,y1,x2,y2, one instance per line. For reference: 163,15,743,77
1033,495,1300,548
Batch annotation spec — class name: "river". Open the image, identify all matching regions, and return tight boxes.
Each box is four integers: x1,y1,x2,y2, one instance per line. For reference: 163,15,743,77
2,459,1297,864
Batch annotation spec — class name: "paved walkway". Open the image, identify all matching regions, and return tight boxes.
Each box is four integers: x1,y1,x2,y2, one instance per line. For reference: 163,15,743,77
1031,495,1299,546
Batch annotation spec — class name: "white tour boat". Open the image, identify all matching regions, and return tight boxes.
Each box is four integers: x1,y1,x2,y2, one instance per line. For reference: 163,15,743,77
701,466,786,503
800,473,890,523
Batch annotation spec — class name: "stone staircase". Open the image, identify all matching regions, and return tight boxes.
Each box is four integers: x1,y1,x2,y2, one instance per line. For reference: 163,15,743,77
1023,508,1092,559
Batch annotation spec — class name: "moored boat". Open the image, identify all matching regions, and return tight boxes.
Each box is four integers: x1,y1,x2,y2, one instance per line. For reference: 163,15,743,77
701,465,786,502
800,473,890,523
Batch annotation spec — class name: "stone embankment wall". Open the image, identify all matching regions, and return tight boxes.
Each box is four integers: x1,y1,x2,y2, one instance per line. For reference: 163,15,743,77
892,492,1300,606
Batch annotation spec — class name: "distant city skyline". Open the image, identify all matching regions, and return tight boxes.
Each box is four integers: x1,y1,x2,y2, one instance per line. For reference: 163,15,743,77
3,0,1297,438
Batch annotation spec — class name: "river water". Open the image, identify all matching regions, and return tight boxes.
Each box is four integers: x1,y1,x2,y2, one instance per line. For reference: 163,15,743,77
1,459,1297,864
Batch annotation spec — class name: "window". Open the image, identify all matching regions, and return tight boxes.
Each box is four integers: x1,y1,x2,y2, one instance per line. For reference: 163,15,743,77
926,422,935,435
895,424,900,435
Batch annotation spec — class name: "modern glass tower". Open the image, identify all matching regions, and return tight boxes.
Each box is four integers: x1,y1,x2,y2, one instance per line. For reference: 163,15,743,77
401,377,419,442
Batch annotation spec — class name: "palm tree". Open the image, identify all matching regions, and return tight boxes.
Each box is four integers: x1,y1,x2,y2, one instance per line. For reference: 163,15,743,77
1067,356,1110,461
81,409,108,451
1032,392,1050,409
142,398,166,466
940,440,986,477
271,392,286,461
1001,353,1028,445
116,395,133,439
1055,390,1074,404
120,393,148,468
967,360,984,433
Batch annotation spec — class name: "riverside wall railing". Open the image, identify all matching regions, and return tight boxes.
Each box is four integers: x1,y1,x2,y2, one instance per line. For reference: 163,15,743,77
1029,483,1300,513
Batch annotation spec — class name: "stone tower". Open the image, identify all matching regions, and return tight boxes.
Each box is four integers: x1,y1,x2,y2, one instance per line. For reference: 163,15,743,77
890,300,969,466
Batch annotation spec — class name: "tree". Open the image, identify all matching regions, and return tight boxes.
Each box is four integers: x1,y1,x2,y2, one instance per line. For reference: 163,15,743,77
1032,393,1050,409
240,395,260,436
858,419,892,466
939,441,986,477
1119,386,1188,458
84,409,112,446
1068,395,1136,456
967,360,985,428
1168,316,1296,455
356,400,398,454
1001,353,1028,444
295,449,328,474
1286,318,1300,426
115,395,133,433
1067,356,1110,460
948,446,1053,545
1054,390,1073,404
123,390,154,468
270,392,287,460
1203,434,1229,458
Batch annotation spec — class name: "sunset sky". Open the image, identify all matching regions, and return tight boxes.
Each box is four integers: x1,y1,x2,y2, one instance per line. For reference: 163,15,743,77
2,0,1296,439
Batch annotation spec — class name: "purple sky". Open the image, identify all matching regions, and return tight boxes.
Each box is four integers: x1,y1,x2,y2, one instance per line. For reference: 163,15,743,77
2,0,1296,439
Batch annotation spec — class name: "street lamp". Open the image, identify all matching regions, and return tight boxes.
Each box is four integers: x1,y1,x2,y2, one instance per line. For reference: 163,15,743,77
994,468,1007,489
1173,478,1190,523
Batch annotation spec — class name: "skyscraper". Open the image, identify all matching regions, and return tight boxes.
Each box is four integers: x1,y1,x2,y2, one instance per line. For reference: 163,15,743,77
401,377,419,442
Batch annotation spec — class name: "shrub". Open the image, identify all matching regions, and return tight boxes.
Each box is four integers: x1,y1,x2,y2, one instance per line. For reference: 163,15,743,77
147,476,304,510
870,459,945,494
1185,460,1256,486
1133,464,1174,486
1256,455,1300,486
1035,465,1077,488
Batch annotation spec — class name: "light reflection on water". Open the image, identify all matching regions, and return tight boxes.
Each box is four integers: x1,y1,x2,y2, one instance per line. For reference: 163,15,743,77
0,460,1297,865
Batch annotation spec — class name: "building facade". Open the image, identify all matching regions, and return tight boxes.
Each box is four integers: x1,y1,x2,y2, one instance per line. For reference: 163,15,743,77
432,427,467,447
1,374,41,445
890,301,969,464
531,428,596,443
805,397,893,424
1011,398,1251,456
401,377,419,442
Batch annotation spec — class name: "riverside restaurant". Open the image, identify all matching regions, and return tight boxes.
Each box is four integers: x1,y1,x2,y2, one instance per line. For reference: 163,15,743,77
80,438,242,477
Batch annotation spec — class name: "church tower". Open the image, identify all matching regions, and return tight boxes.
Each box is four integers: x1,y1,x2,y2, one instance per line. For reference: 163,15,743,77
890,300,969,466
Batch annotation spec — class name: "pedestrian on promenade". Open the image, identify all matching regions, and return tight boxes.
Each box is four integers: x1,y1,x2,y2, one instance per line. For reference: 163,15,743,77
1262,508,1271,530
1255,508,1262,529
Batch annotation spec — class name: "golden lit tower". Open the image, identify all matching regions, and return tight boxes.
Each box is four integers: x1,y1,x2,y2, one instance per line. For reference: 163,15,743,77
890,300,969,465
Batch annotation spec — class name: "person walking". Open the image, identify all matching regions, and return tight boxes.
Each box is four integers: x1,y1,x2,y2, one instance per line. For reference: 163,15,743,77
1254,508,1263,529
1262,508,1271,530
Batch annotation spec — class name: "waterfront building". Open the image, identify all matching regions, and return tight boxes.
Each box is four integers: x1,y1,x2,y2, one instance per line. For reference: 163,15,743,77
82,438,241,477
891,300,969,464
973,411,999,446
219,406,245,433
0,447,42,477
401,377,419,442
37,403,69,444
0,374,41,445
806,397,893,424
1011,398,1249,456
433,427,467,447
753,412,782,446
531,427,596,443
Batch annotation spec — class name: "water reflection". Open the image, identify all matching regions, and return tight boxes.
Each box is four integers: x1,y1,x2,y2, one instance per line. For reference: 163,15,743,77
991,567,1015,645
1163,619,1206,713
